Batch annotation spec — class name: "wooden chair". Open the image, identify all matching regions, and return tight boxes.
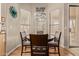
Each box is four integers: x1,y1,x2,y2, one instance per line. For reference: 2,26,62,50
20,31,30,56
48,32,62,56
30,34,49,56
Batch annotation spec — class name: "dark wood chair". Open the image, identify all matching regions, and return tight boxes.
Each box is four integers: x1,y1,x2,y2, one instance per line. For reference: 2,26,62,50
30,34,49,56
48,32,62,56
20,31,30,56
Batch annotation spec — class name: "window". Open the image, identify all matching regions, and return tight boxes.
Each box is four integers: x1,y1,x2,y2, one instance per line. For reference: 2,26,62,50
20,9,31,36
49,9,61,38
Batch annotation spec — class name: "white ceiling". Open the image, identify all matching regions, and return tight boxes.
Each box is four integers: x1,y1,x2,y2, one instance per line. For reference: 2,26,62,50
19,3,48,7
19,3,48,12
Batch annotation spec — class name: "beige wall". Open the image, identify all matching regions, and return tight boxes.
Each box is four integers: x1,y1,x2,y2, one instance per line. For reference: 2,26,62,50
6,3,20,55
19,3,32,12
1,3,21,55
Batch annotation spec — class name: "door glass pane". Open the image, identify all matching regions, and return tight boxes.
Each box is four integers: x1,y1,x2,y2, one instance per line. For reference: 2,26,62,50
70,6,79,46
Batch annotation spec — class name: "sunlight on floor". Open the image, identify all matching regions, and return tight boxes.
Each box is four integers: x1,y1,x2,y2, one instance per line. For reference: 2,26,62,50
69,48,79,56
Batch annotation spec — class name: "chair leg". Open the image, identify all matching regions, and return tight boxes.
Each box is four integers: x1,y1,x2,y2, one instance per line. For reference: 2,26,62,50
54,47,56,54
58,47,60,56
54,47,56,51
25,46,27,51
21,46,23,56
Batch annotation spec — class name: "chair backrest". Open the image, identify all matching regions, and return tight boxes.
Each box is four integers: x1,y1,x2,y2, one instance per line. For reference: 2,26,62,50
55,31,60,39
20,31,27,44
30,34,48,46
30,34,49,56
54,32,62,46
58,32,62,46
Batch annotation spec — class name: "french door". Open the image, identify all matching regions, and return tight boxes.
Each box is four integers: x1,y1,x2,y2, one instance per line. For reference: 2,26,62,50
69,5,79,47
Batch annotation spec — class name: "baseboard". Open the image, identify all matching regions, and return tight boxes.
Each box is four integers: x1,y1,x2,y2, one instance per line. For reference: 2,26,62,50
6,44,21,56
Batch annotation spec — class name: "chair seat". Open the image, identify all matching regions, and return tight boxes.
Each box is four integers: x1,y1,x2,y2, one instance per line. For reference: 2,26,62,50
48,41,58,47
23,40,30,46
